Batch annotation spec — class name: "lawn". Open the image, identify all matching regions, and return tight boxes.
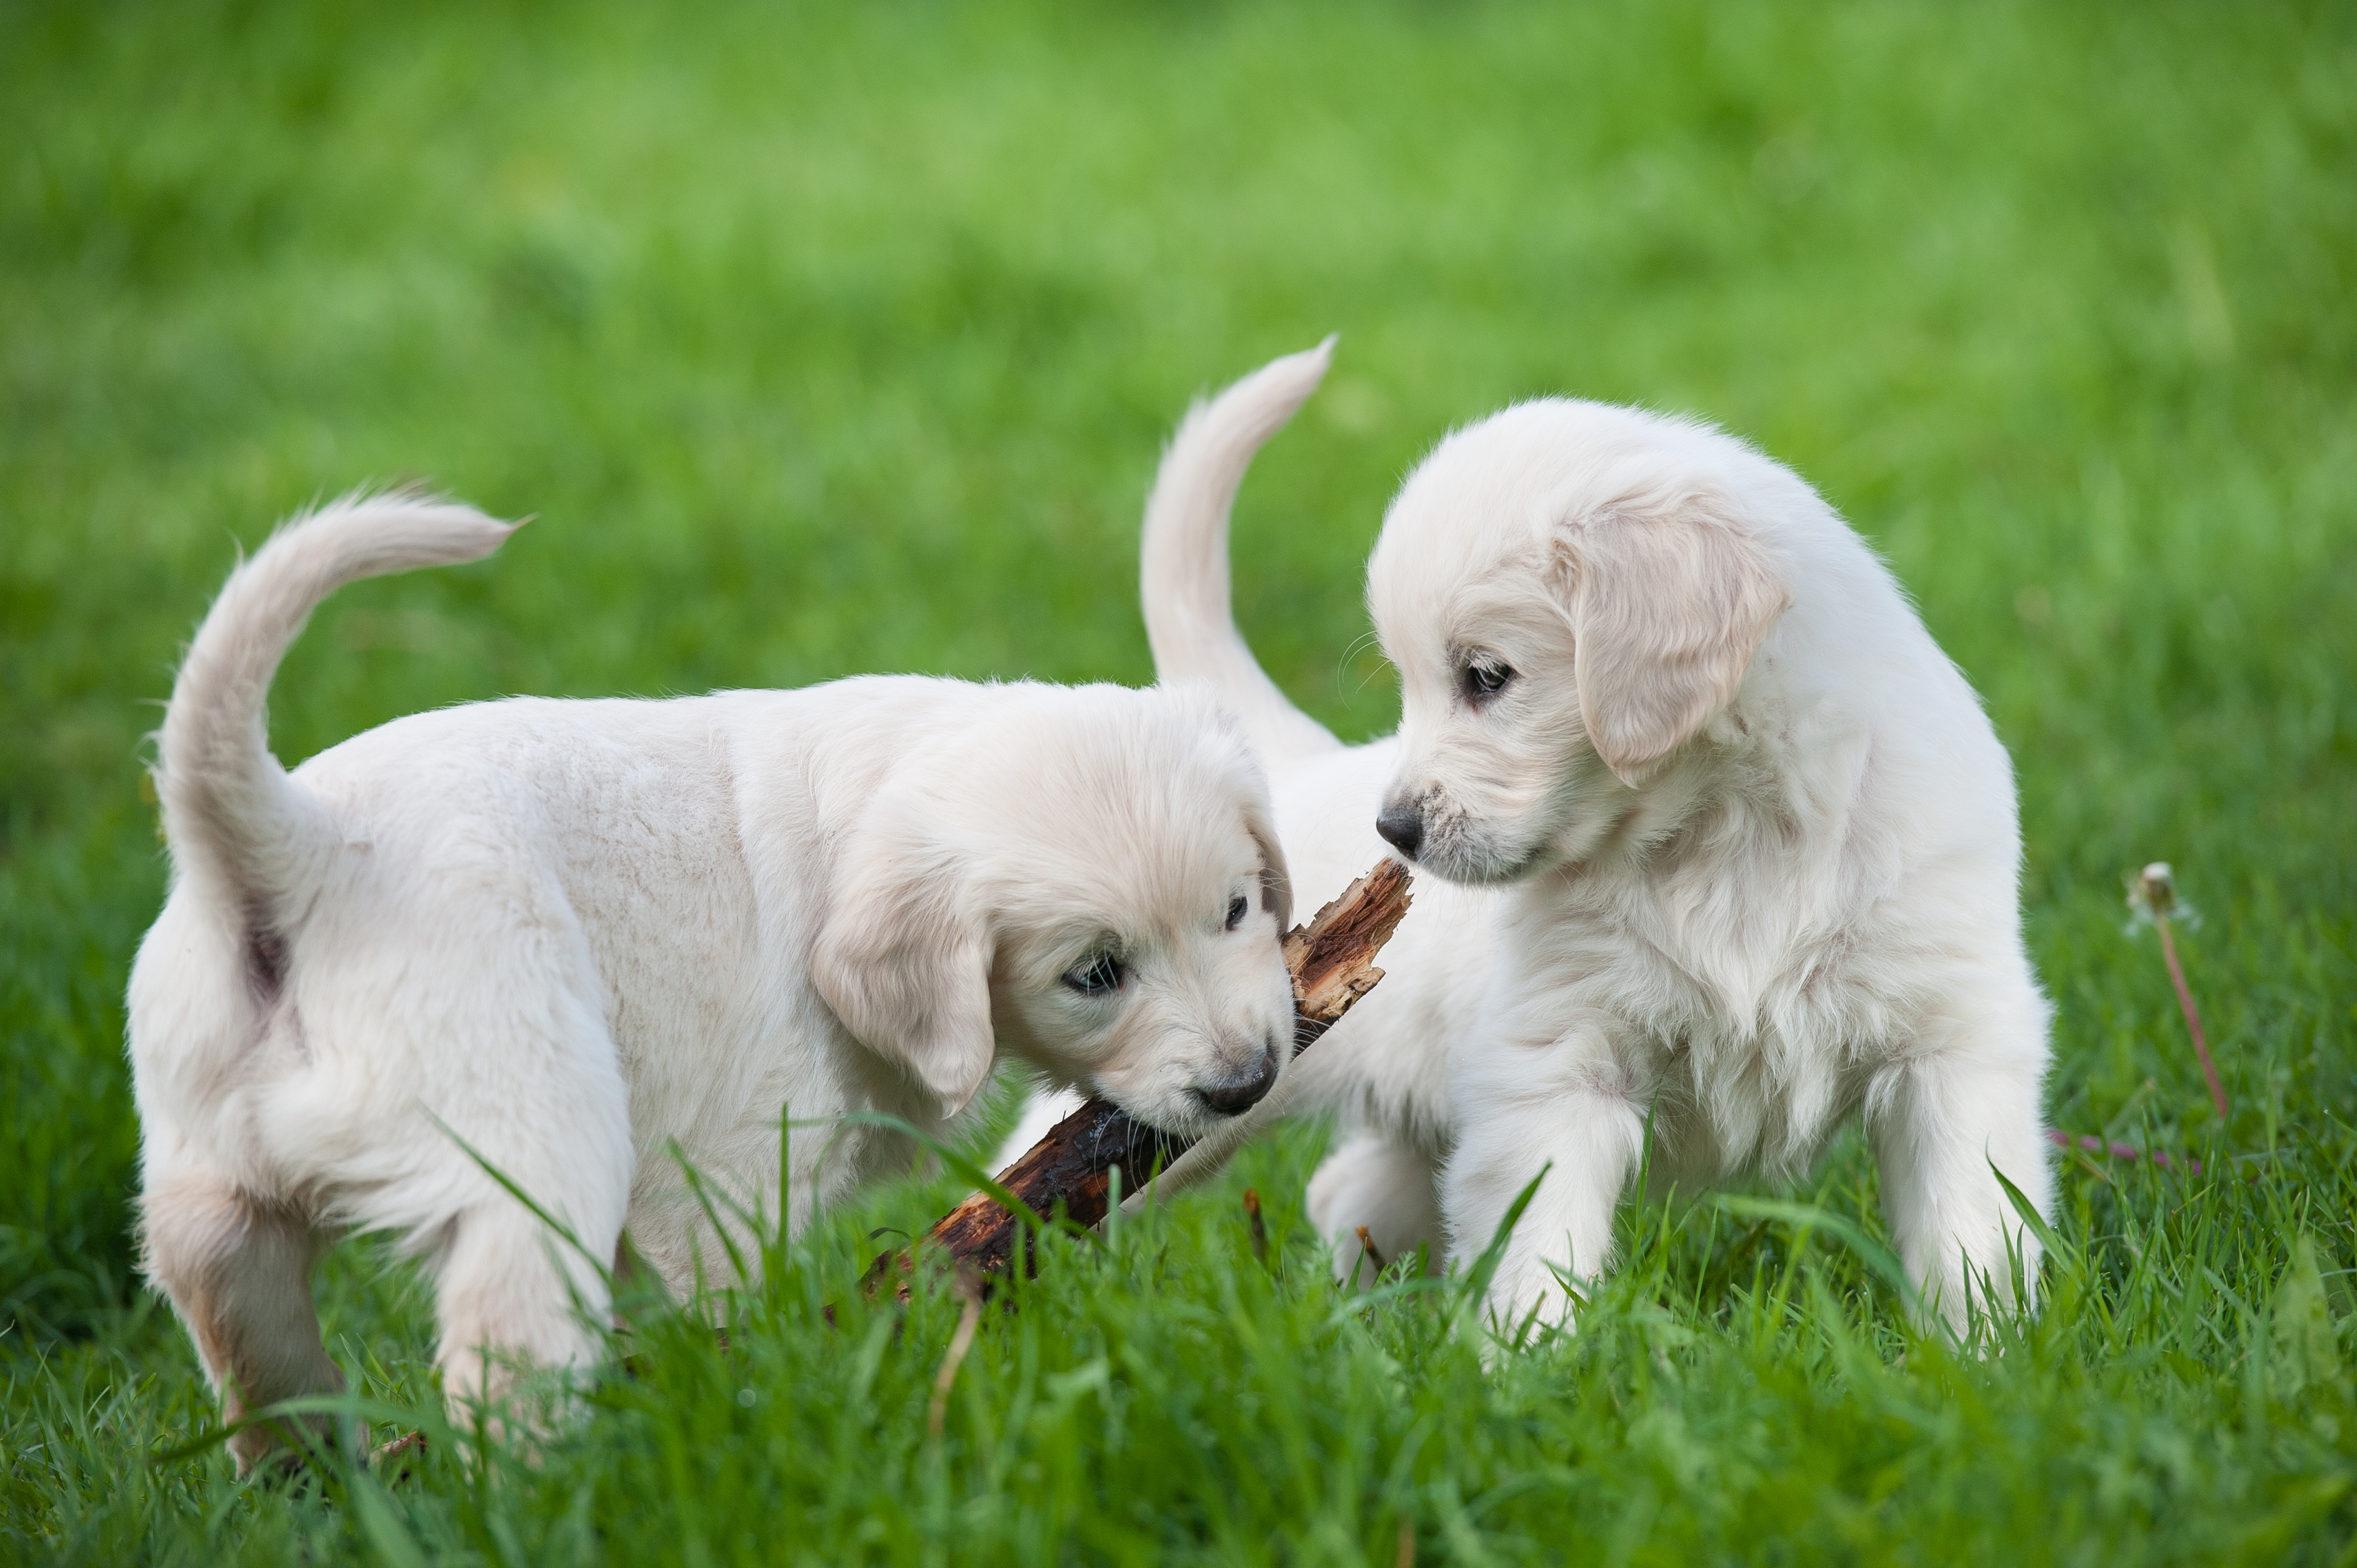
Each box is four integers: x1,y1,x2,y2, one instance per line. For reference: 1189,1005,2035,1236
4,0,2354,1561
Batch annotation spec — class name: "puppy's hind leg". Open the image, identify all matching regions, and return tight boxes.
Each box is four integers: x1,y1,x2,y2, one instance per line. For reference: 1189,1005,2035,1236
427,1186,623,1430
141,1163,351,1474
417,1024,633,1430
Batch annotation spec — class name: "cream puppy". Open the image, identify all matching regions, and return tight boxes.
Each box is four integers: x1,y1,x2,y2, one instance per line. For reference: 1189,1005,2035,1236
131,493,1296,1469
1133,345,2053,1332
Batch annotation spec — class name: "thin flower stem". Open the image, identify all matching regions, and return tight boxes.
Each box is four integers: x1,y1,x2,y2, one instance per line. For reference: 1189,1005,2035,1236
927,1277,984,1442
1243,1187,1269,1270
2154,913,2228,1123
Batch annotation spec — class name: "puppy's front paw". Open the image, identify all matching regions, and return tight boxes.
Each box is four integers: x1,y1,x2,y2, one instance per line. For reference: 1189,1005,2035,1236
1477,1245,1582,1350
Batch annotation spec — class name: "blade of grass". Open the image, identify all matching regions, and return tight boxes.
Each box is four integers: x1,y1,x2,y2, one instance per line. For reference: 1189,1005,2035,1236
1713,1194,1924,1326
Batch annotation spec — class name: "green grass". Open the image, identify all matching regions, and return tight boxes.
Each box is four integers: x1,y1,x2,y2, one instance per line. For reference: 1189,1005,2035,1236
5,0,2354,1560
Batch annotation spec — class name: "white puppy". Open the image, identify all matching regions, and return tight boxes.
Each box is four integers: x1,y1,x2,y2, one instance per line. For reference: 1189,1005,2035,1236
1135,345,2053,1332
131,493,1297,1469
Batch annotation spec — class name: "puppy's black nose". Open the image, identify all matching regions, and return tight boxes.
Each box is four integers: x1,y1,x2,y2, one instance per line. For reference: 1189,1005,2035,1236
1197,1048,1277,1116
1376,802,1425,860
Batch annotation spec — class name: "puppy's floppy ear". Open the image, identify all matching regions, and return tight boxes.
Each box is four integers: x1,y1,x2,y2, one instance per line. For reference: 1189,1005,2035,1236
810,821,997,1119
1161,679,1294,934
1245,792,1294,937
1555,487,1790,786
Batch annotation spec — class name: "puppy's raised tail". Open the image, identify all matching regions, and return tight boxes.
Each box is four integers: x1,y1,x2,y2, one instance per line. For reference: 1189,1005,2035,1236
1141,340,1345,770
156,490,518,939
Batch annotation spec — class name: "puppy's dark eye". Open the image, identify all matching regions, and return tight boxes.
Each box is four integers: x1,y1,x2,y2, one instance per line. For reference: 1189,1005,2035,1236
1464,659,1515,703
1226,894,1250,931
1063,952,1124,997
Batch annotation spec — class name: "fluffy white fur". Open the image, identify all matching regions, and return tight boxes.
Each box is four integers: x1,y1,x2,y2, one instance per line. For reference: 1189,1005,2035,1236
130,493,1298,1469
1129,344,2054,1334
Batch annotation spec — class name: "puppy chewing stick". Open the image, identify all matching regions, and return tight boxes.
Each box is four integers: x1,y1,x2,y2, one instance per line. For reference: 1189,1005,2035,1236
916,860,1411,1280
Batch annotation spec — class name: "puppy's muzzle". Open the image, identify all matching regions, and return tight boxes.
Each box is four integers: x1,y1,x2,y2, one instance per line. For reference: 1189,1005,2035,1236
1194,1039,1280,1116
1376,800,1425,860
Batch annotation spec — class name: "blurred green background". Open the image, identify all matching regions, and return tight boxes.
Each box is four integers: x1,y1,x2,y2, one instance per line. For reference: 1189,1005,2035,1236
4,0,2353,1559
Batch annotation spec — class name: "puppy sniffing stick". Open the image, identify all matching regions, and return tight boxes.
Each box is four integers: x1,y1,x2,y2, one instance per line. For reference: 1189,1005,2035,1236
917,860,1412,1278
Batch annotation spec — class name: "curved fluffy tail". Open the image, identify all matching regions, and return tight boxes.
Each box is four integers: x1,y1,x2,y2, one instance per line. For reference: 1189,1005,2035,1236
1141,340,1344,769
156,490,518,933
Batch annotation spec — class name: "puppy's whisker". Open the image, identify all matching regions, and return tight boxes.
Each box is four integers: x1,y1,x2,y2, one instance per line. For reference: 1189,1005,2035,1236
1336,631,1397,700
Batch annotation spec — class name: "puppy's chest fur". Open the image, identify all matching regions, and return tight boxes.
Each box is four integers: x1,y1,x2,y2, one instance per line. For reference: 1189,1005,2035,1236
1500,812,1919,1183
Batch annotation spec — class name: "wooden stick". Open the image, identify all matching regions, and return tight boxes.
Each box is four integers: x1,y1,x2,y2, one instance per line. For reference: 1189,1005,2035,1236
913,860,1412,1282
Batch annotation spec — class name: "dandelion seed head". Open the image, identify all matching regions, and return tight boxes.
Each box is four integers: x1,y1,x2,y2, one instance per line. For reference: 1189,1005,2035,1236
2124,861,2199,931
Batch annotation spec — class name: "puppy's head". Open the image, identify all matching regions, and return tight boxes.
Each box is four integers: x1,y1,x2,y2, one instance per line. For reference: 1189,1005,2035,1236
1366,400,1792,885
810,683,1296,1138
